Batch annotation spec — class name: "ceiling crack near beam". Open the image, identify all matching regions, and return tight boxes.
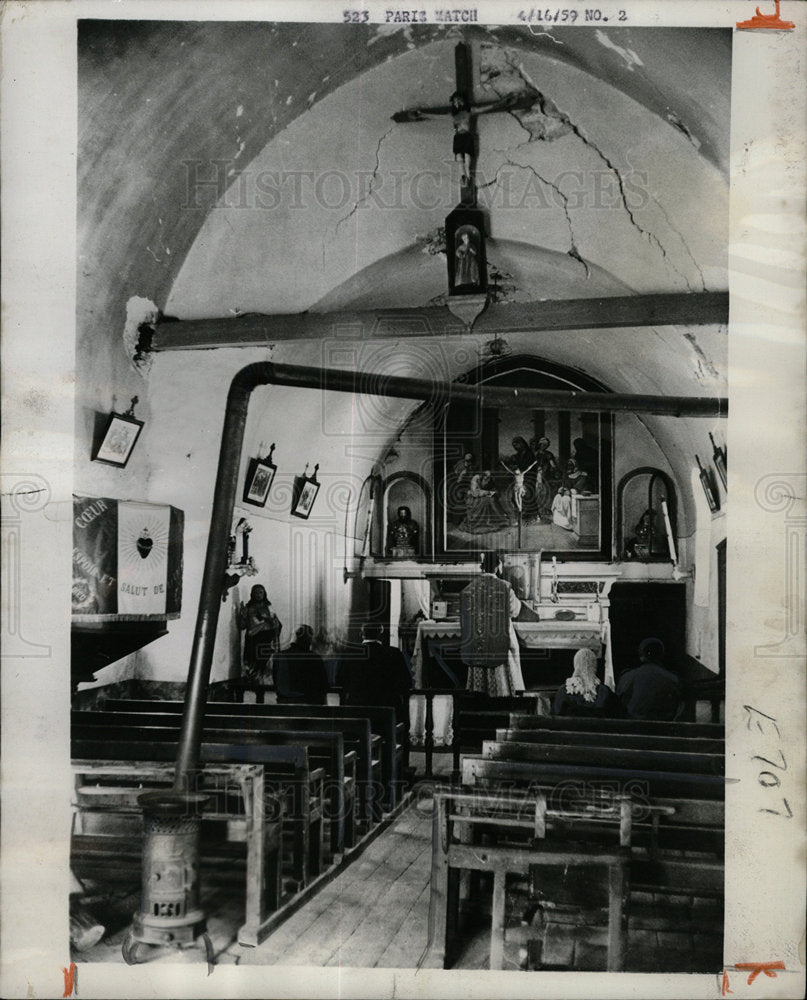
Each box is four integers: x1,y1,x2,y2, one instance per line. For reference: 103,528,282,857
481,47,697,291
334,125,397,236
480,154,590,278
649,194,708,292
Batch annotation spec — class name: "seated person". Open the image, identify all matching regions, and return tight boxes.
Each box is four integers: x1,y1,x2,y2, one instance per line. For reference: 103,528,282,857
336,623,413,721
273,624,328,704
553,648,622,717
616,637,683,721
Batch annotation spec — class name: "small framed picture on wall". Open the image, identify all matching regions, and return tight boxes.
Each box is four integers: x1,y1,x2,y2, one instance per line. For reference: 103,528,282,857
291,465,320,520
243,456,277,507
93,411,144,468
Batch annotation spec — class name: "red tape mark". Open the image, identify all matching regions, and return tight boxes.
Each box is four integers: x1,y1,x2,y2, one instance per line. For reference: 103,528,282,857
734,961,786,985
722,968,733,995
737,1,795,30
62,962,77,998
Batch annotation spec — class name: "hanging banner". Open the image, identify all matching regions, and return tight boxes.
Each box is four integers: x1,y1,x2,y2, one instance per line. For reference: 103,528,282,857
117,501,172,615
72,495,183,619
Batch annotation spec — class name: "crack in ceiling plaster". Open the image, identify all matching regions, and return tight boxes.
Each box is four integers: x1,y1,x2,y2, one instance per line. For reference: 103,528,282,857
334,125,397,236
474,42,700,290
478,155,590,277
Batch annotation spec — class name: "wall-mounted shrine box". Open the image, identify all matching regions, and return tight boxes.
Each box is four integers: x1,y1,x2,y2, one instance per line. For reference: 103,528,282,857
71,495,184,688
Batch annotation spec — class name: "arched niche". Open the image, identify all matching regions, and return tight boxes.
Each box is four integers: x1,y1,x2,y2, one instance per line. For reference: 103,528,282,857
379,471,432,559
618,467,678,561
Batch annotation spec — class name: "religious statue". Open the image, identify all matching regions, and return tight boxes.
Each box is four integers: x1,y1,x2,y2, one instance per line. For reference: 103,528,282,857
625,507,656,560
386,505,420,558
454,226,481,287
238,584,282,693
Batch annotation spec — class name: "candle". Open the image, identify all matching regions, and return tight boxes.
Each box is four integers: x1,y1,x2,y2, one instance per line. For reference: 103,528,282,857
661,500,677,565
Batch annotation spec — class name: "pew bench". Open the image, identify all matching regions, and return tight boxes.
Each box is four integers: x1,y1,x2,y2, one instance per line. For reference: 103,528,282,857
72,718,350,859
496,727,725,756
70,754,284,947
407,691,539,777
507,714,724,740
423,781,724,972
71,737,327,897
98,702,389,823
104,700,407,814
422,788,634,971
480,739,725,778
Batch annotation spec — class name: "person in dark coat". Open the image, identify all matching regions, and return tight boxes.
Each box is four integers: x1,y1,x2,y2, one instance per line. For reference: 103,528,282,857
337,623,413,721
272,624,328,705
616,637,684,721
553,648,622,717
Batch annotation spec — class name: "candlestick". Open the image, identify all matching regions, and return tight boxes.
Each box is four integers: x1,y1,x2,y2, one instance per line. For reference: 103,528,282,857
661,499,677,565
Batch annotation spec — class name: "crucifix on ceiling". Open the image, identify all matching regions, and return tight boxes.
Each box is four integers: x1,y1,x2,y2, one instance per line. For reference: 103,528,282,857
392,41,538,315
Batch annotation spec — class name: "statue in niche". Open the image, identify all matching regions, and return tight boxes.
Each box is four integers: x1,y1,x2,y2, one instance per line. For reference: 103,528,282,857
454,225,481,288
386,505,420,559
625,507,657,560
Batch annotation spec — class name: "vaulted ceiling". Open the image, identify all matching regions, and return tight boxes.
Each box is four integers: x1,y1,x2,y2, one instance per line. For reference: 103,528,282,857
77,21,730,511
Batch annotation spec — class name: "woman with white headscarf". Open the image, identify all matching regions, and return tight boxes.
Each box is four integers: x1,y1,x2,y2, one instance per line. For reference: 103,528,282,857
552,648,622,717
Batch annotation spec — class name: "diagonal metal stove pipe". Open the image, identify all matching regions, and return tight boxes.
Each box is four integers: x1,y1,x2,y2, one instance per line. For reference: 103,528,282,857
173,361,727,784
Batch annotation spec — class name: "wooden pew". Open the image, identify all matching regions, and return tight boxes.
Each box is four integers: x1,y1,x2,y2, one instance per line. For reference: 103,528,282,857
79,706,378,829
104,699,401,815
507,714,724,740
426,769,724,969
496,727,724,756
71,737,325,899
460,745,725,914
422,788,633,971
480,740,725,777
461,754,725,801
407,691,539,777
72,714,354,855
71,746,288,947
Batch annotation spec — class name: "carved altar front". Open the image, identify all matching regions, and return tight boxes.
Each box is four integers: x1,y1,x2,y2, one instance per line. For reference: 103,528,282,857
401,559,621,689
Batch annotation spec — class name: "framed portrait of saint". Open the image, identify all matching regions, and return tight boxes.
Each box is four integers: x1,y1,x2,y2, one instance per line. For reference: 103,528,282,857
243,456,277,507
93,412,144,468
291,473,320,520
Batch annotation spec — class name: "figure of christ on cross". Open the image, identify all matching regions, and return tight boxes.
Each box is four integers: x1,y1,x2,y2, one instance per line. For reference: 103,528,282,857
500,458,537,515
391,41,539,198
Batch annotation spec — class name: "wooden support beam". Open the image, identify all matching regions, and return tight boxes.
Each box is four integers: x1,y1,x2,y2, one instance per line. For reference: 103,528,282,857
153,292,728,352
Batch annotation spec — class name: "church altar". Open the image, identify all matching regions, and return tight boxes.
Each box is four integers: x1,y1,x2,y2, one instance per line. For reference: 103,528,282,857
409,615,614,689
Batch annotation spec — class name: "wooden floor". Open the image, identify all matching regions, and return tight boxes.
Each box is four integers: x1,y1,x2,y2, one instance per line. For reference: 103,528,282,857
242,800,434,969
75,784,722,972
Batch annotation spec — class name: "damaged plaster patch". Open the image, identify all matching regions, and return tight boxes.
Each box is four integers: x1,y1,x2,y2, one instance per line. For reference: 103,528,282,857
123,296,160,377
666,111,702,151
594,30,644,71
684,332,721,382
486,261,519,303
416,226,446,256
368,24,415,46
478,44,571,142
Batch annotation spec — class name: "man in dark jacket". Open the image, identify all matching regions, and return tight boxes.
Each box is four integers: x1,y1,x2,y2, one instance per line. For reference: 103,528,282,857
337,623,413,720
273,624,329,705
616,637,683,721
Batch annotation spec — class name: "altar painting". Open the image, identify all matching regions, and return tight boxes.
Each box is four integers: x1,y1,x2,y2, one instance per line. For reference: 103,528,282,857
441,404,610,557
